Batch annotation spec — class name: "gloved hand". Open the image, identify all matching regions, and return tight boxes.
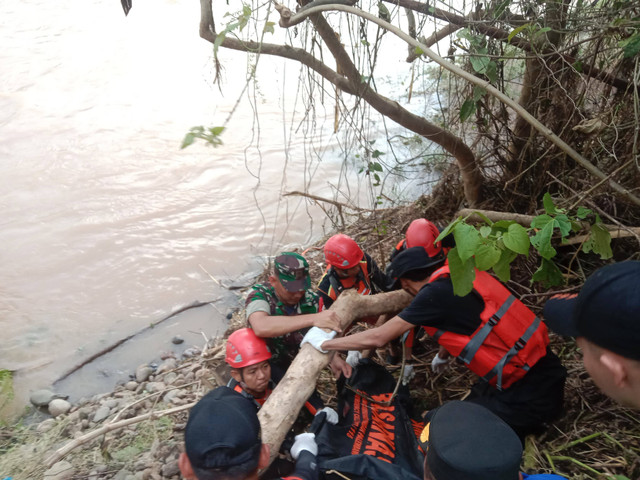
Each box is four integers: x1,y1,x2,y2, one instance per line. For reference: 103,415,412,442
300,327,337,353
402,364,415,385
290,432,318,460
346,350,363,367
316,406,339,425
431,353,450,374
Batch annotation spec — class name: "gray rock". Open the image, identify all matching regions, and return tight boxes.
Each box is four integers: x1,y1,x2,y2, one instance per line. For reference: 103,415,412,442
163,372,178,385
92,405,111,423
44,460,75,480
161,460,180,478
113,469,133,480
145,382,166,393
125,381,138,391
103,398,120,409
156,358,177,375
36,418,57,433
48,399,72,417
30,389,55,407
135,365,153,382
162,390,179,404
171,335,184,345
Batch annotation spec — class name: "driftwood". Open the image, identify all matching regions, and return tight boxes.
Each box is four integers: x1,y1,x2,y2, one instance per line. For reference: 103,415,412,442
257,288,413,465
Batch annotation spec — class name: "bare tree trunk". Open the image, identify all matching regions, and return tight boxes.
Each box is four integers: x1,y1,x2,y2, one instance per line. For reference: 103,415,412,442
257,289,413,465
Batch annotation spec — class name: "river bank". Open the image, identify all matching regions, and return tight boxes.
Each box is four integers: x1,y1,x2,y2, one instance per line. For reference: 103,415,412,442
1,202,638,480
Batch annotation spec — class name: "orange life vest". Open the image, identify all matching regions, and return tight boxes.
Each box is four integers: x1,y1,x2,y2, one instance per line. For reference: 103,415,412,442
422,265,549,390
228,378,318,415
324,259,373,302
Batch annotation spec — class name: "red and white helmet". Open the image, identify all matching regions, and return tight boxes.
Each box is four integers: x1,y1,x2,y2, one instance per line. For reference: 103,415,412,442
324,234,364,269
225,328,271,368
406,219,443,257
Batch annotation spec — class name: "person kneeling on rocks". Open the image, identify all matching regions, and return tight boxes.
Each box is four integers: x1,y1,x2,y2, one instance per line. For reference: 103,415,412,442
225,328,337,422
179,386,319,480
420,401,567,479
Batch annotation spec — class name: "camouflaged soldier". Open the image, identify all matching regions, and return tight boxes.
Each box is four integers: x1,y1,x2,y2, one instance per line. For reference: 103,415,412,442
246,252,347,375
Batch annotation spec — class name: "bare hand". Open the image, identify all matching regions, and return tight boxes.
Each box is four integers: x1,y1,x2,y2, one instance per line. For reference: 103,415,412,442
330,354,352,379
313,310,343,333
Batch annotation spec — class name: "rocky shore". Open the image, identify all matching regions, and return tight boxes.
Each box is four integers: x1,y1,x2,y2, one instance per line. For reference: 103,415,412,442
1,204,638,479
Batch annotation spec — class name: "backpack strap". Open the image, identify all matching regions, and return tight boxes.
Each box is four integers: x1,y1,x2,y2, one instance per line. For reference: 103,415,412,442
482,316,542,390
458,294,516,365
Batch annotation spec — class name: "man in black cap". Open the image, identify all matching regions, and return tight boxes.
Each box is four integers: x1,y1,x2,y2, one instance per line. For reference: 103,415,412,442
543,261,640,409
179,386,318,480
303,247,566,440
420,401,567,479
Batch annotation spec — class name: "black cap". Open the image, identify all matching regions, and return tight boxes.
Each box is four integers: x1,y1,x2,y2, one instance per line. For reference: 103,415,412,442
386,246,445,289
185,387,262,471
543,261,640,360
419,401,521,480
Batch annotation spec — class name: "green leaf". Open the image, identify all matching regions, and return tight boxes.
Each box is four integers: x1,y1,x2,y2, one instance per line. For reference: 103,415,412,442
542,192,559,215
619,33,640,58
573,60,583,73
485,60,498,84
531,213,553,230
531,221,556,259
414,46,424,56
372,150,385,159
263,21,275,34
493,0,510,17
576,206,592,219
532,258,564,287
460,99,476,122
181,133,196,149
508,23,530,43
492,220,513,230
453,222,482,262
479,226,492,238
583,222,612,259
473,86,487,102
493,249,517,282
554,214,572,237
447,247,476,296
378,2,391,22
437,217,462,242
502,223,530,255
475,242,501,271
470,55,490,74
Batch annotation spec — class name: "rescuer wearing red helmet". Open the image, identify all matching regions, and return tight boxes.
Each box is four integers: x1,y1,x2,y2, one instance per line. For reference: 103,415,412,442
225,328,331,417
389,218,452,263
318,234,390,312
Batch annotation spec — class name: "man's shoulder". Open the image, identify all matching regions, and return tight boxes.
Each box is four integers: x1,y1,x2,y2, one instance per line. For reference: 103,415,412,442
247,283,275,301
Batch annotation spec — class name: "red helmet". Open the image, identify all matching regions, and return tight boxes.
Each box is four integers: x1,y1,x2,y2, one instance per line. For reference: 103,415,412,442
405,219,442,257
225,328,271,368
324,234,364,269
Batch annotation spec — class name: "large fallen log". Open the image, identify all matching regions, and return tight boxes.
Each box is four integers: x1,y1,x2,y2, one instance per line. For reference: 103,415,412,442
257,288,413,465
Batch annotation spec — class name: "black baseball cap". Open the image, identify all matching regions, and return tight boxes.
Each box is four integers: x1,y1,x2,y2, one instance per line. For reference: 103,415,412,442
543,261,640,360
419,401,521,480
386,246,445,289
184,386,262,471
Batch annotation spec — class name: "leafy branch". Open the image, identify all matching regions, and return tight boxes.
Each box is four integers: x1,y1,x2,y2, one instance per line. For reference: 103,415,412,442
437,193,613,296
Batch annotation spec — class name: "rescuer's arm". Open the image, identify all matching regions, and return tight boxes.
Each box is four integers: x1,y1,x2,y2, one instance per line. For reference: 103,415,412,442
248,310,343,338
303,315,415,352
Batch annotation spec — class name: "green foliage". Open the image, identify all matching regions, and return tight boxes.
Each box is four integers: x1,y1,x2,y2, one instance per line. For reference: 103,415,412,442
0,369,14,423
181,126,225,149
214,4,253,58
437,193,613,295
618,31,640,58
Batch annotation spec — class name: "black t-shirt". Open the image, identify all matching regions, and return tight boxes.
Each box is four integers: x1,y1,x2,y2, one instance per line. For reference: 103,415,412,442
398,277,484,335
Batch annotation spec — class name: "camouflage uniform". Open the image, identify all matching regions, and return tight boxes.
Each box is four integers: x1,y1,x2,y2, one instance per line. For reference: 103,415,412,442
246,252,319,368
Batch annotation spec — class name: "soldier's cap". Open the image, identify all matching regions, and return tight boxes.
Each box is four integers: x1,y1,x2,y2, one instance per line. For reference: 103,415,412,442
386,246,445,290
185,387,262,472
419,401,522,480
274,252,311,292
543,261,640,360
